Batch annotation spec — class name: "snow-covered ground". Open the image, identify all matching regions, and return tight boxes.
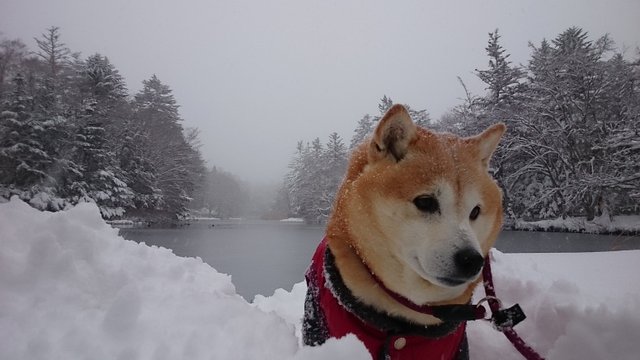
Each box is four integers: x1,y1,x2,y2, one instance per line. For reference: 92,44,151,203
280,217,305,223
1,198,639,360
514,214,640,234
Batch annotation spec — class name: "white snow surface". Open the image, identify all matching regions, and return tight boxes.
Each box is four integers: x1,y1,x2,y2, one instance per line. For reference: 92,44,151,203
515,214,640,234
1,197,639,360
280,217,305,223
0,198,367,360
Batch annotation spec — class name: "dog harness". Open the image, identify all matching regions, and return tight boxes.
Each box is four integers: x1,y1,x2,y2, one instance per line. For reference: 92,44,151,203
303,238,469,360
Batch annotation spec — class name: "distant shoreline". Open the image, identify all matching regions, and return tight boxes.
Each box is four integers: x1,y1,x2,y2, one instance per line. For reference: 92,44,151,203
508,215,640,235
108,215,640,236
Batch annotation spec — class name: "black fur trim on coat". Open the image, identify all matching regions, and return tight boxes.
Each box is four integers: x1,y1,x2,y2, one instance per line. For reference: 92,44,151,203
303,244,469,359
324,247,462,338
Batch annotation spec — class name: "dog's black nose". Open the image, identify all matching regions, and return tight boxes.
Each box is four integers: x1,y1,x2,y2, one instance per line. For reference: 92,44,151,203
454,248,484,278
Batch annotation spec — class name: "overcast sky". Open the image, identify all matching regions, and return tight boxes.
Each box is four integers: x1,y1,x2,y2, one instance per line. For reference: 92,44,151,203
1,0,639,185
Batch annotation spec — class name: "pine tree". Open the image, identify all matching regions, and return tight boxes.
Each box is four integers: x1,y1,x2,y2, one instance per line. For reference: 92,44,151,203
0,37,28,100
56,53,134,217
0,29,78,210
131,75,204,219
285,133,348,224
350,114,373,150
267,183,292,220
408,107,431,128
436,77,483,136
321,132,347,220
378,95,394,115
507,27,636,220
589,53,640,217
66,118,134,218
32,26,72,116
286,139,325,223
79,53,128,115
198,167,247,218
473,30,526,220
118,124,162,211
285,141,307,218
0,74,51,189
475,29,524,107
303,138,326,223
34,26,70,80
0,28,210,219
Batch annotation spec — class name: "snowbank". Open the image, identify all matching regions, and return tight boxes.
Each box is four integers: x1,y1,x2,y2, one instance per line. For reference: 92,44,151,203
514,214,640,234
280,218,305,223
1,198,639,359
0,198,368,360
467,250,640,359
256,249,640,360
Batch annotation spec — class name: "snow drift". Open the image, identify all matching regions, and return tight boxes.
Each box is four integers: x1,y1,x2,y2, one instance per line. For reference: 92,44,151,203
0,198,367,360
1,198,639,359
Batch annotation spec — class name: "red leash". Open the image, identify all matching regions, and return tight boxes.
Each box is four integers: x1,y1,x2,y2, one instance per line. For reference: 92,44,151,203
482,252,545,360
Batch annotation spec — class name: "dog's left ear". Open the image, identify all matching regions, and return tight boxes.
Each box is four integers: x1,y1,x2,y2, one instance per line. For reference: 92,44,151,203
469,123,506,169
370,104,417,162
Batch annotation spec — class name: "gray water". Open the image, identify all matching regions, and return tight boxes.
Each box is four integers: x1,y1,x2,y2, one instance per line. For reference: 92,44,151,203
118,220,640,300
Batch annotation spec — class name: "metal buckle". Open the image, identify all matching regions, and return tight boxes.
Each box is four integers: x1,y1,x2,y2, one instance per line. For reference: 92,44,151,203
476,296,503,320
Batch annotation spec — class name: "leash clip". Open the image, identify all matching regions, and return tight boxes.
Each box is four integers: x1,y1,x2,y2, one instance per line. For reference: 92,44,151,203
476,296,526,331
476,296,502,320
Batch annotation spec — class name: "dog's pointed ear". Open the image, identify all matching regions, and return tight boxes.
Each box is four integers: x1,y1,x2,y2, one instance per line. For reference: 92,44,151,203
370,104,417,162
469,123,506,169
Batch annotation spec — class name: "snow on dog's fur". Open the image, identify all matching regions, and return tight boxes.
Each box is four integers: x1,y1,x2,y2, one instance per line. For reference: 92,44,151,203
307,104,505,347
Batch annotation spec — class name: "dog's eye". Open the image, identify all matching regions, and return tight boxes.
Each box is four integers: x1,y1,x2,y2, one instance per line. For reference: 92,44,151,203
413,196,439,214
470,205,481,220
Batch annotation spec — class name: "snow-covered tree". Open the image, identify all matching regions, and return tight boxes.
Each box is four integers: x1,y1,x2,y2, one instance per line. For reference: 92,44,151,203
518,28,613,218
0,28,207,220
131,75,204,219
438,27,640,221
118,124,163,211
51,53,134,217
287,98,430,223
349,114,373,150
320,132,347,220
0,74,49,189
61,116,132,218
0,28,78,210
0,37,28,100
34,26,70,80
78,54,128,115
354,95,432,141
408,107,431,128
471,30,526,219
265,183,292,220
195,167,247,218
436,77,483,136
500,28,638,220
475,29,524,107
378,95,394,115
286,138,327,223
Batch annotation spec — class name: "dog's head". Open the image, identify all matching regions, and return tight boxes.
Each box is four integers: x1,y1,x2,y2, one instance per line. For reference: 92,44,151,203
335,104,505,304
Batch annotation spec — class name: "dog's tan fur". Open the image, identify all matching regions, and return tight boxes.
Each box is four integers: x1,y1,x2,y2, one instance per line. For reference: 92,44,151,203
326,104,505,326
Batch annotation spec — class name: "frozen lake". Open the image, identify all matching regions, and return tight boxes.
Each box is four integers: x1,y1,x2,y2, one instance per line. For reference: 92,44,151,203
119,220,640,300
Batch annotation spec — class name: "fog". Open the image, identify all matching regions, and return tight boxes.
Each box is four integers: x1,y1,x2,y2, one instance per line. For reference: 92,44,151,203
1,0,639,185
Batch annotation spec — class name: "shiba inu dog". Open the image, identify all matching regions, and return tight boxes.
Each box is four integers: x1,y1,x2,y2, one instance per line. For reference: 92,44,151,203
303,104,505,359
